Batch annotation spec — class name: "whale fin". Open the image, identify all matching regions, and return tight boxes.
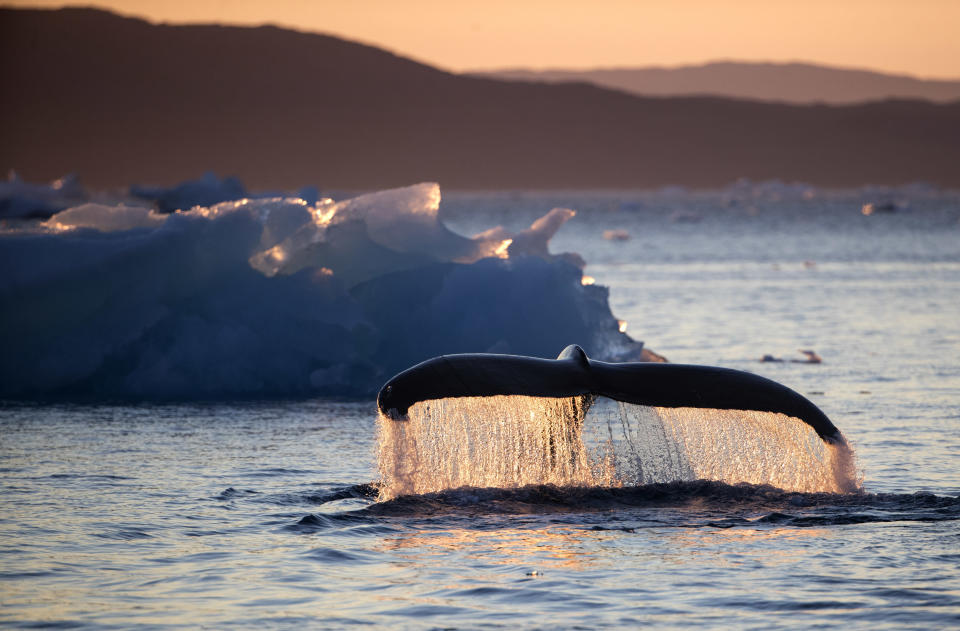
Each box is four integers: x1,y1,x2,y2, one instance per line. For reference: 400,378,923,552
556,344,590,368
376,346,846,445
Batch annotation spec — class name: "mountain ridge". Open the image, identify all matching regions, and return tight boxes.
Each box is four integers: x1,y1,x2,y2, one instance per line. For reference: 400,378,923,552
476,61,960,105
2,7,959,190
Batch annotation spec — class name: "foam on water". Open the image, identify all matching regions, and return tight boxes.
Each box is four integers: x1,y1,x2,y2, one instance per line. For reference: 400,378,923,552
376,395,860,499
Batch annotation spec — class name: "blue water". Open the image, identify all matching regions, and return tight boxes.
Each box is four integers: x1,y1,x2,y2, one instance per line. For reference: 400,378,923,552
3,190,960,628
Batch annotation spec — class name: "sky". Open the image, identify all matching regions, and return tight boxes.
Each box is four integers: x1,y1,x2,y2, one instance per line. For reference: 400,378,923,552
6,0,960,79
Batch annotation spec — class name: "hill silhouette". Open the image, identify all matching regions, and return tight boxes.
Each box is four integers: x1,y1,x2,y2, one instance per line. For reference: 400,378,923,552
480,62,960,106
2,7,959,190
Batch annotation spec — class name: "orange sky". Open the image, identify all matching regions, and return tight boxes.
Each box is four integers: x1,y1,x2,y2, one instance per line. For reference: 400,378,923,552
7,0,960,79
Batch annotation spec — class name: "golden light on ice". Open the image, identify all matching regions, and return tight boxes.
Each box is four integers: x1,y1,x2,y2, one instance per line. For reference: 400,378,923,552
494,238,513,259
313,267,334,281
311,203,338,226
424,183,442,215
265,244,286,263
618,319,628,333
581,275,596,286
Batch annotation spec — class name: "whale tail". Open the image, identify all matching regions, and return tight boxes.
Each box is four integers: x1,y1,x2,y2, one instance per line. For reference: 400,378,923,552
377,344,845,445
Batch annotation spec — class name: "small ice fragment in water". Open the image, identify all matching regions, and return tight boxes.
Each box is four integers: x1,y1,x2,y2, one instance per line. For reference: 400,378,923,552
760,350,822,364
602,229,630,241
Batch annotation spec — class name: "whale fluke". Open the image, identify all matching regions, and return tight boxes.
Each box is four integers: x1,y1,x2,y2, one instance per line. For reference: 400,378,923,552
377,344,845,445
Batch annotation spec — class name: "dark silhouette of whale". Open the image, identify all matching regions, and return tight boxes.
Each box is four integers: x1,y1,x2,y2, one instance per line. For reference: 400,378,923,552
377,344,845,445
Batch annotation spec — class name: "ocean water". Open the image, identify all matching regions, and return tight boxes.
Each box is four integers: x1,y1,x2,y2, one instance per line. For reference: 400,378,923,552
3,190,960,628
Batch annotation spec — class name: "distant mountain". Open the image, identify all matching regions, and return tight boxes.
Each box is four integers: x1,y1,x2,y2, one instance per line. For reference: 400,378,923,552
479,62,960,105
2,8,960,190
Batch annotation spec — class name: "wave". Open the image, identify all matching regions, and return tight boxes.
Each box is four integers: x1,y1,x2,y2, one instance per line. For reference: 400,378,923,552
290,481,960,531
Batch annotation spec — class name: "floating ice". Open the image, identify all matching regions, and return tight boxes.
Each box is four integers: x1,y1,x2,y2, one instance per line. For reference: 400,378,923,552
724,177,818,201
130,172,247,213
42,203,165,232
602,229,630,241
0,172,86,219
0,182,645,399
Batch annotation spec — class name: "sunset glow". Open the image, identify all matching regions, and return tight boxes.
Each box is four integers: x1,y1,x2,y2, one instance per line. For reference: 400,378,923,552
3,0,960,627
6,0,960,79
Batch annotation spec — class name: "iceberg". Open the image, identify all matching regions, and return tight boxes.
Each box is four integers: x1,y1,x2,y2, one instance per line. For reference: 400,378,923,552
0,172,86,219
0,182,650,400
130,172,247,213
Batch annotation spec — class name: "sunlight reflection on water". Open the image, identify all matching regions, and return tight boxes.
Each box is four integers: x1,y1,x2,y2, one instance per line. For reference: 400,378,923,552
3,194,960,628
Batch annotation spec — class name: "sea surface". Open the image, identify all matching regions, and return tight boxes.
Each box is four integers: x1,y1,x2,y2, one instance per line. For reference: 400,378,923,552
3,190,960,628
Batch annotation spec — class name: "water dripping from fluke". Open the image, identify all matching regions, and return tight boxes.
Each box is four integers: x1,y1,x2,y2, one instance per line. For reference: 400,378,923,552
375,346,861,500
